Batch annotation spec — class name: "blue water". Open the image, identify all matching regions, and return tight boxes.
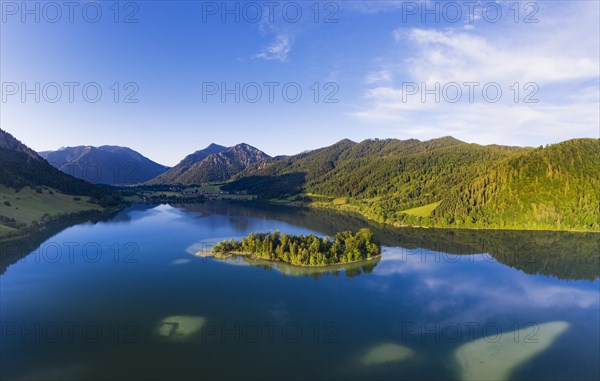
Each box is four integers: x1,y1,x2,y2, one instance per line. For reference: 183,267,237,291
1,203,598,380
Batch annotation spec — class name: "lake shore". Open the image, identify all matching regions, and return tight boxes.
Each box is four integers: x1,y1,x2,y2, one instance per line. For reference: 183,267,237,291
0,207,121,242
260,199,600,233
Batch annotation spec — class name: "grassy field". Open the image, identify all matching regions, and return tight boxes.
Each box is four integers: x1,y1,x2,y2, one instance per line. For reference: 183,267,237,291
0,224,17,235
400,201,442,218
0,185,100,235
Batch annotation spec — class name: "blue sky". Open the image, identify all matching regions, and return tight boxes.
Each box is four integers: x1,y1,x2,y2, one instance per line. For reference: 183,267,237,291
1,0,599,166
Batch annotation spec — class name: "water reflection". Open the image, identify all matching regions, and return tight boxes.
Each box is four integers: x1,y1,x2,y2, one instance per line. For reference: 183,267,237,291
0,209,121,275
2,201,598,282
214,254,381,280
1,202,598,381
184,201,599,281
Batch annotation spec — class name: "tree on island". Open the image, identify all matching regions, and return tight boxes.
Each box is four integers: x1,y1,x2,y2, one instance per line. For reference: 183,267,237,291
212,228,381,266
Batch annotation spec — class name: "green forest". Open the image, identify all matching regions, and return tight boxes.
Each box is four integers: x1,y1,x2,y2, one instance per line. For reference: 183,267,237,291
223,137,600,232
212,228,381,266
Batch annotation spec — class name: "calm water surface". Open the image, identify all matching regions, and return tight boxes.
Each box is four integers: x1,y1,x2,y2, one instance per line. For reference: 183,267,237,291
1,202,599,380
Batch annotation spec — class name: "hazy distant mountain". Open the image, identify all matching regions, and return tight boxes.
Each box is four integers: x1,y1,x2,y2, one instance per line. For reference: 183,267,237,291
146,143,269,185
39,146,169,185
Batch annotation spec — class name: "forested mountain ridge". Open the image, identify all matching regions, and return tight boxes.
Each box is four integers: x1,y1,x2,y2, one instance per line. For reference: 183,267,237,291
147,143,270,185
226,137,532,202
0,129,120,238
433,138,600,230
0,129,109,198
39,145,169,185
9,126,595,231
223,137,599,231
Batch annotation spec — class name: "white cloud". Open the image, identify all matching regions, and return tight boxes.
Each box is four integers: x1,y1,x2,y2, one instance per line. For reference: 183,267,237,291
255,34,293,62
365,69,393,85
402,27,598,84
369,249,599,323
354,1,600,145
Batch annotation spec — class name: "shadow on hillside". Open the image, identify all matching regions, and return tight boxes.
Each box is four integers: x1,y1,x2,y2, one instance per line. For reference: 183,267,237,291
222,172,307,198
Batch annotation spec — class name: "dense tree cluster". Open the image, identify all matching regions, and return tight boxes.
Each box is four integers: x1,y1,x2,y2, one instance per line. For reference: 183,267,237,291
434,139,600,230
212,228,381,266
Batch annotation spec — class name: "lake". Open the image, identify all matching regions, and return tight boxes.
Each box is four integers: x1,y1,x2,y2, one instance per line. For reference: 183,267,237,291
1,202,599,380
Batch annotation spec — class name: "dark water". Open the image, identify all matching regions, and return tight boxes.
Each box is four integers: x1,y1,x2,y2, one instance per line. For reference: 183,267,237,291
1,202,599,381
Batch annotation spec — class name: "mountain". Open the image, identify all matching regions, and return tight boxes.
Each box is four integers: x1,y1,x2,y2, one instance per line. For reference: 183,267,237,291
146,143,228,184
39,146,169,185
225,136,529,200
0,129,107,197
432,138,600,230
0,129,121,238
176,143,229,169
0,130,39,159
147,143,269,185
4,129,596,231
223,137,600,231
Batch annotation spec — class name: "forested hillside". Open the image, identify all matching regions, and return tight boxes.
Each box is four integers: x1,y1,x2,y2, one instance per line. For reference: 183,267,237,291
433,138,600,230
224,137,599,231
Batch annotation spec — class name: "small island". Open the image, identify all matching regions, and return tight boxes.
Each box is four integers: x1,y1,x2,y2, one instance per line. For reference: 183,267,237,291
211,228,381,267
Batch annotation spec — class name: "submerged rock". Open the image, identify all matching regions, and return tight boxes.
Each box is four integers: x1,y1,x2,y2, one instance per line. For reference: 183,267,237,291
360,343,415,366
454,321,569,381
157,315,207,340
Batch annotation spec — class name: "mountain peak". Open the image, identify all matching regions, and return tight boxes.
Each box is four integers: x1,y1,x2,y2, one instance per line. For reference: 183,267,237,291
203,143,228,153
429,136,464,145
146,143,270,185
231,143,261,151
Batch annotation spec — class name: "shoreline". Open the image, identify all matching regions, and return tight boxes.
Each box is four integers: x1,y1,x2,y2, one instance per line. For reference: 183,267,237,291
0,207,122,242
248,199,600,234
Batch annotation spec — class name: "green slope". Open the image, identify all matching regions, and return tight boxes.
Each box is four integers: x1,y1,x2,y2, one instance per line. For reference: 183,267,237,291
0,129,121,237
224,137,599,231
0,185,100,233
433,138,600,230
401,201,442,217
